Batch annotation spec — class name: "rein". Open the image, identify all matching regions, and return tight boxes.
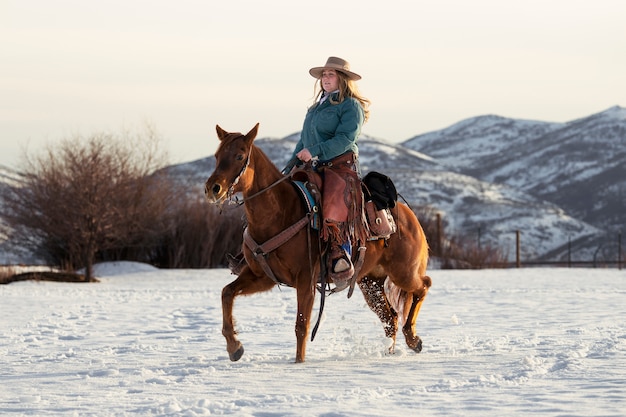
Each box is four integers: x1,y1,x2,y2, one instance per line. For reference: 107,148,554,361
229,174,292,206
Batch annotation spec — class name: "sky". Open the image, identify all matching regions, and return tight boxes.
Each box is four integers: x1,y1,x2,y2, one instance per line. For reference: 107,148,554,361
1,0,625,168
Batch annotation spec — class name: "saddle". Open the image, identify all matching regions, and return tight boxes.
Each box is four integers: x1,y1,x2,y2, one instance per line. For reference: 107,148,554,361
290,164,398,241
228,162,399,293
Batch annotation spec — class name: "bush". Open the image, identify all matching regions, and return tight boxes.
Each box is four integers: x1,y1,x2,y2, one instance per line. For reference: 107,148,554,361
439,233,509,269
2,126,172,280
151,196,244,268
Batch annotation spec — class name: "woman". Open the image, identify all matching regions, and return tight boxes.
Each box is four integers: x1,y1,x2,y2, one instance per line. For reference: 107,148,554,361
290,56,371,281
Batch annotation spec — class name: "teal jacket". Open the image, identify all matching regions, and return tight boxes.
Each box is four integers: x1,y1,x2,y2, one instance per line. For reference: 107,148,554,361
292,93,364,162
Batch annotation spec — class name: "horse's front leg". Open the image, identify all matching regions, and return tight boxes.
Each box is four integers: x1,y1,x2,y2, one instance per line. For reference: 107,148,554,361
294,281,316,363
222,267,275,361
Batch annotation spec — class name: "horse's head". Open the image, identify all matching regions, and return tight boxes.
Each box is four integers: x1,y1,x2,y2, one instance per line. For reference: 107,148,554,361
204,123,259,204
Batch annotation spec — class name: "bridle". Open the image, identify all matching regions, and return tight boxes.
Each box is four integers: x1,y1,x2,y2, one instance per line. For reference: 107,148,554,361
224,145,252,203
224,145,292,206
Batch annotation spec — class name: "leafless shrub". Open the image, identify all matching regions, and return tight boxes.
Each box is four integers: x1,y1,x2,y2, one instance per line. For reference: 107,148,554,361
151,197,244,268
439,232,509,269
1,125,172,280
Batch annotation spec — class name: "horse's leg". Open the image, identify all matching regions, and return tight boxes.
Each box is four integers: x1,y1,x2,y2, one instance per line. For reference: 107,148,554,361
222,267,275,361
401,276,431,352
358,276,399,353
294,279,316,363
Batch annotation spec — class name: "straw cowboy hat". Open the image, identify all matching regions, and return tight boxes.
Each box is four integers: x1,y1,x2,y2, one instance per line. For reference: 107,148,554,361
309,56,361,81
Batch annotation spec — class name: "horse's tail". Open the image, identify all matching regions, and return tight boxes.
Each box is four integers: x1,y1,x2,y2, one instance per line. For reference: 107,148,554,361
384,276,432,327
384,277,408,326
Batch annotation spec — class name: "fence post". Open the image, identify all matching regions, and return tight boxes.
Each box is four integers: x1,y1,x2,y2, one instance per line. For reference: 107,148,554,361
568,237,571,268
619,232,622,270
516,230,521,268
436,213,442,257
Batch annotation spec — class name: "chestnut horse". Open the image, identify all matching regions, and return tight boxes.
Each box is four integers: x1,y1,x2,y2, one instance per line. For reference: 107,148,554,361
204,123,431,363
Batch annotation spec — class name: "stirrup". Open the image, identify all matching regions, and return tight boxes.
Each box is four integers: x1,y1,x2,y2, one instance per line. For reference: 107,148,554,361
333,258,351,273
329,253,354,281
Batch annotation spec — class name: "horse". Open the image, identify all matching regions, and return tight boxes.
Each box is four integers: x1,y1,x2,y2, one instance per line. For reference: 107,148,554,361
204,123,432,363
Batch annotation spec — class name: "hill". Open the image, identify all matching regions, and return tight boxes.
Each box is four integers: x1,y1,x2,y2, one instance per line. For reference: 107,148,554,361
3,106,623,265
403,106,626,232
165,135,600,262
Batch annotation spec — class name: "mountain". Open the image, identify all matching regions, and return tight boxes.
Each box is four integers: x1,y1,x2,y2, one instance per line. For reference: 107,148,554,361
403,106,626,232
2,107,621,265
402,115,564,171
166,135,600,263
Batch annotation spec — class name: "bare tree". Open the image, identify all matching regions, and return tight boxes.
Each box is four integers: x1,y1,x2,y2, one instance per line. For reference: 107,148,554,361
2,125,172,280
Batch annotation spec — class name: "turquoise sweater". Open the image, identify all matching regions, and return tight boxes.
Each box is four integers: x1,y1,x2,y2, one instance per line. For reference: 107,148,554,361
292,93,364,162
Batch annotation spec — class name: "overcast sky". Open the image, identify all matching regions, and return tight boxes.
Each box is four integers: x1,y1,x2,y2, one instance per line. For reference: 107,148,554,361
1,0,625,168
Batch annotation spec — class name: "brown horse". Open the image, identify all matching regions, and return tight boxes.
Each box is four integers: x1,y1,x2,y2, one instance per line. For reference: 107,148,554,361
204,123,431,363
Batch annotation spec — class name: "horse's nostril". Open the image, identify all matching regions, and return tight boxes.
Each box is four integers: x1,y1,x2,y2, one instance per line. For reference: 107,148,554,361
212,184,222,195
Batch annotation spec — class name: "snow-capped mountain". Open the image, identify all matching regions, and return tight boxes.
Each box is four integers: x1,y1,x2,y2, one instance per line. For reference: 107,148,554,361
403,106,626,232
2,107,622,265
166,135,600,262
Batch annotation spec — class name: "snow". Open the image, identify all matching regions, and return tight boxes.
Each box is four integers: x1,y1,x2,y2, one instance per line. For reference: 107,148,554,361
1,263,626,416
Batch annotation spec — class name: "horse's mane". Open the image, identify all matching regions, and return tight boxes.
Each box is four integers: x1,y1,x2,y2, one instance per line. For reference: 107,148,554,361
250,144,283,178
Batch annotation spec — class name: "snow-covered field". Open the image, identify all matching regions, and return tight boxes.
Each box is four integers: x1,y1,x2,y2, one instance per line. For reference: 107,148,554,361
1,263,625,416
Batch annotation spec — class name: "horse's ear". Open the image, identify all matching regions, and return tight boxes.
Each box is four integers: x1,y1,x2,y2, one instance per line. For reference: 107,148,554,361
244,123,260,144
216,125,228,141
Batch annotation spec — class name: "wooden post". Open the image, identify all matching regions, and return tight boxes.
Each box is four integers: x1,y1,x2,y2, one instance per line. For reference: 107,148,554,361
568,237,571,268
619,232,622,270
516,230,521,268
436,213,442,257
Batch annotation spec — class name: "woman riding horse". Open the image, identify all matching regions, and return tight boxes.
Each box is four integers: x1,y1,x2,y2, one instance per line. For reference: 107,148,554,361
288,56,370,284
205,123,431,363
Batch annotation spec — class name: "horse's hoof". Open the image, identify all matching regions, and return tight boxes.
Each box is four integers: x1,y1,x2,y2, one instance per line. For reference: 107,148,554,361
229,344,244,361
410,338,423,353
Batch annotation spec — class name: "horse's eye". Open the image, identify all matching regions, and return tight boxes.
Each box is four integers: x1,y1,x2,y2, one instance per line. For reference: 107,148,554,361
236,154,244,161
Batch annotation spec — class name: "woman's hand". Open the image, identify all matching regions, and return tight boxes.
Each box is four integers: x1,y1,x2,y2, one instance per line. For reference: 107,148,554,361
296,148,313,162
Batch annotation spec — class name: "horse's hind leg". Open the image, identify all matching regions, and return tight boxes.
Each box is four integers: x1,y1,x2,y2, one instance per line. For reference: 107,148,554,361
358,276,398,353
222,267,275,361
401,276,432,352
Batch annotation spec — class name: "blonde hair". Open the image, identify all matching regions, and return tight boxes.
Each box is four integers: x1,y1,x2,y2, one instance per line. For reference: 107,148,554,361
312,72,371,122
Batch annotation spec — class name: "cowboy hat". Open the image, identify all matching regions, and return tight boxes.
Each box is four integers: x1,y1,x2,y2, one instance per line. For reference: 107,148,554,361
309,56,361,81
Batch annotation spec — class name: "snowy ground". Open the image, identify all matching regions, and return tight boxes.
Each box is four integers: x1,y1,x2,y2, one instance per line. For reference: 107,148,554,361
1,263,625,416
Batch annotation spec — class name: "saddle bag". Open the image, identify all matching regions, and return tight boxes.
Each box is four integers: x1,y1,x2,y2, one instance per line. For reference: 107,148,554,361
362,171,398,239
365,201,396,238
